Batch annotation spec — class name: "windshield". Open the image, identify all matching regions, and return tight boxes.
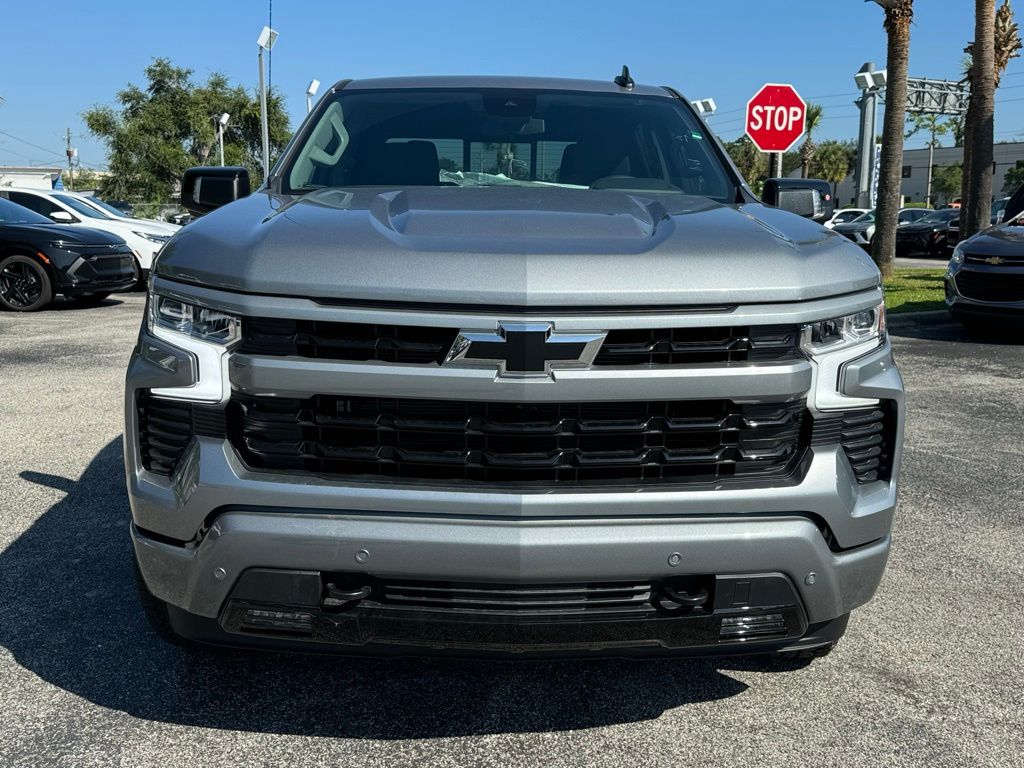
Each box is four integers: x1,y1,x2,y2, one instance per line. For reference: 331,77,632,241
917,209,959,224
81,196,128,218
852,211,876,223
283,88,735,200
0,197,52,225
53,193,113,220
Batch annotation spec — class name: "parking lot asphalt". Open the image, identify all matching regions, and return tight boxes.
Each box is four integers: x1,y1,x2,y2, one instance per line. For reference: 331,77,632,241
1,294,1022,768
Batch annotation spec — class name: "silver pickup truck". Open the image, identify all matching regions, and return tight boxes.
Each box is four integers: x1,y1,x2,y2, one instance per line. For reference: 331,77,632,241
125,74,903,660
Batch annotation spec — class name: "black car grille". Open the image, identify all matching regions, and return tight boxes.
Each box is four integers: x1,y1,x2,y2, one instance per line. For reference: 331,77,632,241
955,270,1024,303
963,253,1024,266
811,403,897,483
227,395,809,486
368,579,661,617
593,325,800,365
136,392,226,476
239,318,802,367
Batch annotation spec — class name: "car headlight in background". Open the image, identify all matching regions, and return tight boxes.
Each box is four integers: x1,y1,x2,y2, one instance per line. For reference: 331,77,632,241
133,230,172,245
147,294,240,403
801,303,886,411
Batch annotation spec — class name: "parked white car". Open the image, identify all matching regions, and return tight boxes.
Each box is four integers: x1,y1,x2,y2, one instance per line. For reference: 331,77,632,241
0,187,180,279
63,192,182,233
824,208,869,230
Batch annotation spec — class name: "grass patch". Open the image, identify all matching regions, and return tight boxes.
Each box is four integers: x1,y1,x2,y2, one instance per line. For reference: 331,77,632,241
883,268,947,314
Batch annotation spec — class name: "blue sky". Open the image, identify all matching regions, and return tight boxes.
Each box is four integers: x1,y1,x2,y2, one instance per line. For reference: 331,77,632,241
2,0,1023,170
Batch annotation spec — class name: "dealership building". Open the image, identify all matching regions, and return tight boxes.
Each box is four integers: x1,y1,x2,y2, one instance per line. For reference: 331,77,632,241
830,141,1024,206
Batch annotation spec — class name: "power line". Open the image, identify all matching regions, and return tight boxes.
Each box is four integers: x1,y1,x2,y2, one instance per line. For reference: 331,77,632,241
0,130,63,158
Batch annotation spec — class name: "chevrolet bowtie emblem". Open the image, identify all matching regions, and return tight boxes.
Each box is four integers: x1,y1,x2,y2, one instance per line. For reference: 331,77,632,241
984,256,1005,265
444,323,606,377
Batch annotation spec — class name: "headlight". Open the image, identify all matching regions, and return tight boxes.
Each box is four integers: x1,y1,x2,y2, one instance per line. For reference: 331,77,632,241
801,304,885,356
133,230,171,244
146,294,239,403
950,244,965,265
147,295,240,345
802,303,887,411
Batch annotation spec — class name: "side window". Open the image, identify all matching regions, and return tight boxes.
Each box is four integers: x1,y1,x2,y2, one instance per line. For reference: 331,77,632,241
9,192,60,217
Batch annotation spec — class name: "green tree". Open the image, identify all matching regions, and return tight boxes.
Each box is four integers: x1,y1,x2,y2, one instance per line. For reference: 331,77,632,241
1002,160,1024,194
799,102,824,178
810,140,855,199
725,135,768,193
932,163,964,203
947,114,966,146
83,58,291,212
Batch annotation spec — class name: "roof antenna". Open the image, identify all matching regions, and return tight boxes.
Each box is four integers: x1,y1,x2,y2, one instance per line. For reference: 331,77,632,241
614,65,635,90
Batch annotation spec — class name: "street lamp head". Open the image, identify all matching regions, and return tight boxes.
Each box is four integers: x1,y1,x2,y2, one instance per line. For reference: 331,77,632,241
219,112,230,127
306,79,320,98
698,98,717,115
870,70,888,88
257,26,279,50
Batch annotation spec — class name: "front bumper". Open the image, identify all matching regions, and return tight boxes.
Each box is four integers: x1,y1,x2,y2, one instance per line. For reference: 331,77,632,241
945,263,1024,320
126,284,903,654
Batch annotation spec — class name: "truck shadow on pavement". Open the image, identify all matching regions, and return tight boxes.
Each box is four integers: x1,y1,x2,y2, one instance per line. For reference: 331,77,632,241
1,438,803,739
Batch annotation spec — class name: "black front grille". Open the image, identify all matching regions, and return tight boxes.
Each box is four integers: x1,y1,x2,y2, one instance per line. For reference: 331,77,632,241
373,580,658,617
812,403,897,483
136,392,226,476
955,270,1024,303
963,253,1024,266
593,325,800,366
227,394,809,486
239,317,802,367
240,318,458,364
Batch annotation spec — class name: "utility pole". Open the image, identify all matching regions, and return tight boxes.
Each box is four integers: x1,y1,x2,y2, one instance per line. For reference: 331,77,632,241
65,128,75,191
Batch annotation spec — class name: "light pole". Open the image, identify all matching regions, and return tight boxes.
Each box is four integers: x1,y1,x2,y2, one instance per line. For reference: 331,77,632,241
306,79,320,115
257,25,279,181
853,63,887,208
217,113,230,166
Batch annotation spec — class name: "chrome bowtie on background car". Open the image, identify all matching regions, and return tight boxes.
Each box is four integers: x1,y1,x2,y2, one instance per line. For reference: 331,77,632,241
124,72,904,660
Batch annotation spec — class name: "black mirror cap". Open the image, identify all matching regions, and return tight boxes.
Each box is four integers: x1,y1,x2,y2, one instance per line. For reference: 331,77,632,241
762,178,834,223
180,166,251,216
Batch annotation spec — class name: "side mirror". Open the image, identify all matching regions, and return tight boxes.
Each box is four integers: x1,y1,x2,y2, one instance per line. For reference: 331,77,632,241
180,166,251,217
762,178,834,223
50,210,76,224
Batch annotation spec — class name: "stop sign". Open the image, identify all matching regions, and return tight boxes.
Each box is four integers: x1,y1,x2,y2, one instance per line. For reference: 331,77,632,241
745,84,807,153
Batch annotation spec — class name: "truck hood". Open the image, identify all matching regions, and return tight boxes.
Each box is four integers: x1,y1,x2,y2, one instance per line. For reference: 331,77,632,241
156,187,880,307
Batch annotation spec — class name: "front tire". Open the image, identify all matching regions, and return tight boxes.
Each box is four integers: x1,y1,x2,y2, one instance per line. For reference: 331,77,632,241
0,254,53,311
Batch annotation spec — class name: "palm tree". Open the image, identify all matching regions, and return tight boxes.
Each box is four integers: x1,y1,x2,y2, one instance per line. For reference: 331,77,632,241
799,103,824,178
961,0,1020,234
870,0,914,280
964,0,998,238
810,140,855,200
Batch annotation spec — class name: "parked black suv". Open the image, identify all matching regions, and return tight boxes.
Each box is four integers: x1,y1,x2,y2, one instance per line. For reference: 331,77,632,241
0,197,135,311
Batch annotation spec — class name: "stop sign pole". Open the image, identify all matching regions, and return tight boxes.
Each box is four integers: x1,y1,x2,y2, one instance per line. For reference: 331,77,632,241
745,83,807,179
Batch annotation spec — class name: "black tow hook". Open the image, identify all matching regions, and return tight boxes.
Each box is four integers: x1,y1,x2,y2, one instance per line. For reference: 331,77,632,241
657,585,710,612
322,583,372,609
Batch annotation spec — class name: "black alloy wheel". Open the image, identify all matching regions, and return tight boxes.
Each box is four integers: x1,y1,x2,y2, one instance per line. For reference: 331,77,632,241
0,255,53,312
